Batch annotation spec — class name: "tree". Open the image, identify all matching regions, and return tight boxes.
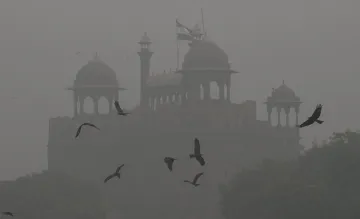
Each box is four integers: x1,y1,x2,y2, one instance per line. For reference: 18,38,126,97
220,130,360,219
0,170,105,219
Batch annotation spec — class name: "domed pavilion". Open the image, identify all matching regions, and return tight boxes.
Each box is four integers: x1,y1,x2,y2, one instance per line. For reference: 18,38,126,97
144,38,238,108
265,80,302,127
67,53,126,116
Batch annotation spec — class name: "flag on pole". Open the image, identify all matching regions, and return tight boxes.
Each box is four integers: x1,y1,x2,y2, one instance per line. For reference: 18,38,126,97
176,19,194,41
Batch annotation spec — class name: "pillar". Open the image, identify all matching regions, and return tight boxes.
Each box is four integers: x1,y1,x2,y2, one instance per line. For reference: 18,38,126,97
79,97,84,115
192,84,200,102
93,97,99,115
277,107,281,127
226,80,231,102
73,93,78,117
295,106,299,125
284,107,290,127
203,82,210,100
108,97,113,114
179,93,183,104
267,104,272,125
218,81,225,100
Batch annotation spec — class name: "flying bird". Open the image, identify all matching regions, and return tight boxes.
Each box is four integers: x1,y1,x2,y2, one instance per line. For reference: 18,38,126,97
184,172,204,187
164,157,176,171
1,212,14,217
104,164,125,183
297,104,324,128
114,101,130,116
189,138,205,166
75,122,100,138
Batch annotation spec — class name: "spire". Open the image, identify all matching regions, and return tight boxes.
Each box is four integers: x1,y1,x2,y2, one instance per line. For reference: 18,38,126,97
282,80,285,85
139,32,151,45
93,52,101,62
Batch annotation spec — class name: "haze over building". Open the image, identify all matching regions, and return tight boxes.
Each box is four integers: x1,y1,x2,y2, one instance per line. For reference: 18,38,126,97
47,27,303,219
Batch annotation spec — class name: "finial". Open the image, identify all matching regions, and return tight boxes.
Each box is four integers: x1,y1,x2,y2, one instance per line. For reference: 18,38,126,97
93,52,100,61
282,80,285,85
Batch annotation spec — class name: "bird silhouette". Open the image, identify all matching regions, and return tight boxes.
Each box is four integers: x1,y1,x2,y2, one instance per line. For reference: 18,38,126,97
297,104,324,128
189,138,205,166
1,212,14,217
75,122,100,138
164,157,176,171
184,172,204,187
114,101,130,116
104,164,125,183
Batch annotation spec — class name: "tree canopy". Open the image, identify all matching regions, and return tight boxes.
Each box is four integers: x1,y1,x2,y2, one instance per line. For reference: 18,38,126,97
220,130,360,219
0,170,105,219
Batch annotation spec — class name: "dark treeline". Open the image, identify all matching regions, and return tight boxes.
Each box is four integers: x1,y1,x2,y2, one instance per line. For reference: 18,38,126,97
0,171,105,219
220,130,360,219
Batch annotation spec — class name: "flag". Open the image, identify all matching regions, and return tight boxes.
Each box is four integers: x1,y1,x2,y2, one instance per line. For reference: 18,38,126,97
176,19,194,41
177,32,194,41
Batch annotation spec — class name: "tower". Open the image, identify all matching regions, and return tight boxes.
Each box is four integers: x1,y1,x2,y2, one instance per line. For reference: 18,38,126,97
138,32,153,107
265,80,301,127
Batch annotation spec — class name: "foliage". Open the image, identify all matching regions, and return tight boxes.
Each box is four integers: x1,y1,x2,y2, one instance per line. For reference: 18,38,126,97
220,130,360,219
0,170,105,219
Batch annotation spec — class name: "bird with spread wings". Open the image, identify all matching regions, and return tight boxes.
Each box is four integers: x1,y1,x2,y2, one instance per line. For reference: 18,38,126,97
114,101,130,116
164,157,177,171
1,212,14,217
104,164,125,183
75,122,100,138
184,172,204,187
189,138,205,166
297,104,324,128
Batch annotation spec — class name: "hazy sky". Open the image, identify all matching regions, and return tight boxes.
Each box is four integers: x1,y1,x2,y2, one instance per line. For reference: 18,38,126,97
0,0,358,180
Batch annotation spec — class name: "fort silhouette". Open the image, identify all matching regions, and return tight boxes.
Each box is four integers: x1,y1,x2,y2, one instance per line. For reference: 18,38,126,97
47,32,303,219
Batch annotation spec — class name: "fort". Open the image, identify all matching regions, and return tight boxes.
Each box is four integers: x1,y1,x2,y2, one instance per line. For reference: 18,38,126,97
47,29,303,219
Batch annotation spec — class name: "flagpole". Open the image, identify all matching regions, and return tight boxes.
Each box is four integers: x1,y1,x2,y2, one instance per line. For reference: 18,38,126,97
176,17,180,70
201,8,206,37
176,40,180,70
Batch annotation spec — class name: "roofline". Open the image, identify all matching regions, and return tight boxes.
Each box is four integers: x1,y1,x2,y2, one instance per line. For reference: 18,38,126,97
264,100,302,104
66,85,127,91
176,68,239,74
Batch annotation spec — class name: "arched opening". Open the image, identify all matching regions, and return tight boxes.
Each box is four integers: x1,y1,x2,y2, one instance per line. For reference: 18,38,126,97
76,99,80,114
200,84,204,100
224,84,228,100
153,98,157,110
178,94,182,104
270,108,277,127
210,81,219,100
83,96,94,114
289,107,296,127
98,96,109,114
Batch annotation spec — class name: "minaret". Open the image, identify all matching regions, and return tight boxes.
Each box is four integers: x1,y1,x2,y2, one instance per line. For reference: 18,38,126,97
137,32,153,107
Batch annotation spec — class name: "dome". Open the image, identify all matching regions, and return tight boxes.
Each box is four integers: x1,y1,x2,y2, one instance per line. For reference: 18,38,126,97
269,80,300,102
74,55,118,87
182,40,231,71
